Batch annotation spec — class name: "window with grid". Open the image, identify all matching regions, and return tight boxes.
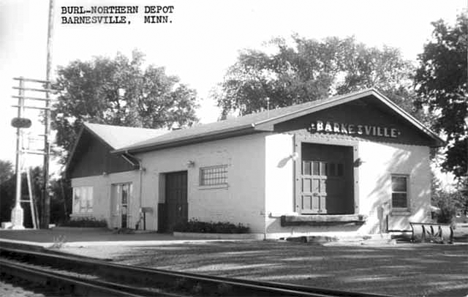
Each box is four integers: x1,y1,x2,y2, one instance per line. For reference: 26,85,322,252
73,186,93,214
391,175,409,209
200,165,228,186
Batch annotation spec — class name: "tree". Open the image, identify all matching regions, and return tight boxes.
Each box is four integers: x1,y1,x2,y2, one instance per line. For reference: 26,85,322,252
0,163,71,226
414,14,468,179
52,50,199,163
0,164,43,228
431,176,468,223
0,160,15,222
0,160,13,185
214,35,420,120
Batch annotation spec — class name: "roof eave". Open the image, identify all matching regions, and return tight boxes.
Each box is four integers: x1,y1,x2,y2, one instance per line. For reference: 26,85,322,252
64,125,86,178
369,89,445,147
112,125,257,154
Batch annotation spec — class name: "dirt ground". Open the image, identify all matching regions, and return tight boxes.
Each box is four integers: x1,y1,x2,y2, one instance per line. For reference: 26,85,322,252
2,226,467,297
60,240,468,297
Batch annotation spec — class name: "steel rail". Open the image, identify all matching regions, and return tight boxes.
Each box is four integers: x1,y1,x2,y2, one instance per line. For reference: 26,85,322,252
0,258,148,297
0,247,393,297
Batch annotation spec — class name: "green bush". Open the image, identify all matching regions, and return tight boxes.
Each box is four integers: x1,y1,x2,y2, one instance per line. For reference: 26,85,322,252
174,219,249,234
435,199,457,224
432,189,459,224
431,177,467,225
60,217,108,228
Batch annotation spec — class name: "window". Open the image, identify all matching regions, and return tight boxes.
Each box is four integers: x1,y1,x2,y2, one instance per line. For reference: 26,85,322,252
73,186,93,214
302,161,344,177
200,165,228,186
391,175,408,209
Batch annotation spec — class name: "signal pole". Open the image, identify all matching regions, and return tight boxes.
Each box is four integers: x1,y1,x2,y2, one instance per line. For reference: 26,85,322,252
11,77,52,229
10,79,26,230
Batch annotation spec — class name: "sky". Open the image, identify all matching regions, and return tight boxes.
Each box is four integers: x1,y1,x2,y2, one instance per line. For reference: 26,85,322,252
0,0,466,172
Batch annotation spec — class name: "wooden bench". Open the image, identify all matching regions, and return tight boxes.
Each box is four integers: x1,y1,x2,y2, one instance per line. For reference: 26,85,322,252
410,222,453,244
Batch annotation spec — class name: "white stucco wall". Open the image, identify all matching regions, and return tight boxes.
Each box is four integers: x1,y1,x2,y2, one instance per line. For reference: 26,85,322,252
357,141,431,233
71,133,431,237
262,133,431,237
138,133,267,233
71,171,141,228
264,133,295,231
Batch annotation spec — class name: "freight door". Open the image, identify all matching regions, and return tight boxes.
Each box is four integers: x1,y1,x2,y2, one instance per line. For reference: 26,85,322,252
299,144,353,214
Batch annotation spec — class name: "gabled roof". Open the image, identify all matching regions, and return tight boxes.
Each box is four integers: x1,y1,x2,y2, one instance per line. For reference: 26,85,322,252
65,123,168,175
114,88,444,154
83,123,168,150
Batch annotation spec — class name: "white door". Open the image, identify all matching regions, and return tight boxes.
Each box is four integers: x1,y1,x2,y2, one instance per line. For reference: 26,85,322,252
110,183,133,229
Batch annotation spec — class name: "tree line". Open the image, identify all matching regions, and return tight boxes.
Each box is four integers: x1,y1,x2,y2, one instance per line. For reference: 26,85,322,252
0,14,466,225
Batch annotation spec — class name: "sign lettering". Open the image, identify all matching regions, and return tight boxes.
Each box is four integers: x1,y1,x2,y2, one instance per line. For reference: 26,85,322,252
309,120,400,138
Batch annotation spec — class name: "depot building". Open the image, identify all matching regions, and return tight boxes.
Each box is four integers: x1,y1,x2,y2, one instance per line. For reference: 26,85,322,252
66,89,443,238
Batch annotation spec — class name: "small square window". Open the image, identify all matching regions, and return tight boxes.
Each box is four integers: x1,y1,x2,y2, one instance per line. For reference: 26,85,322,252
391,175,409,209
200,165,228,186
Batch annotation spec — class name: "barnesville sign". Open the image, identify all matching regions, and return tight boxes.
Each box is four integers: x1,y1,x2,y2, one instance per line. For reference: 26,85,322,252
309,120,401,138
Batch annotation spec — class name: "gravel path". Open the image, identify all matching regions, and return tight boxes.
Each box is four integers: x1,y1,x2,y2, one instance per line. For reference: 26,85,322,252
60,240,468,297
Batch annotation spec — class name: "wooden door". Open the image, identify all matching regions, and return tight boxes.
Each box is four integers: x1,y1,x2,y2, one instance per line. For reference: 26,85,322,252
299,144,353,214
164,171,188,232
301,160,327,213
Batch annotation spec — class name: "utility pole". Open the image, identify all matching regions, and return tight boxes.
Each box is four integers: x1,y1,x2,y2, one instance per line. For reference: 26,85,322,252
41,0,55,229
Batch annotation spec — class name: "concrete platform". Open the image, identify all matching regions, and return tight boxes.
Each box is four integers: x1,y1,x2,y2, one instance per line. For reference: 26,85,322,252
0,227,235,249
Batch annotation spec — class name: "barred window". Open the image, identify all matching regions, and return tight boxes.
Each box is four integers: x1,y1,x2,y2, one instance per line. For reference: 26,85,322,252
200,165,228,186
391,175,408,209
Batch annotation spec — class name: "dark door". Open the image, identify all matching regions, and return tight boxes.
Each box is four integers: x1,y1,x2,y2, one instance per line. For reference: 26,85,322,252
164,171,188,232
299,144,353,214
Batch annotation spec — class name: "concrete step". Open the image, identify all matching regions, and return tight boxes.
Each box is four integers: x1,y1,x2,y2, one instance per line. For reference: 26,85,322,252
285,234,396,245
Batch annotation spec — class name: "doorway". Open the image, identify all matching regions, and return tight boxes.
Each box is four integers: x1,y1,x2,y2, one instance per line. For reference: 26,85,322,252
162,171,188,232
111,183,133,229
298,143,354,214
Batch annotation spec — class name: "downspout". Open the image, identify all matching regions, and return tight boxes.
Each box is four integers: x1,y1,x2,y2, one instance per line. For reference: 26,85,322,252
124,151,144,229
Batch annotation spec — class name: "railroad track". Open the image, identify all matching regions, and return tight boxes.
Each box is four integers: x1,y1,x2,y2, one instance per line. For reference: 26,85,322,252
0,246,392,297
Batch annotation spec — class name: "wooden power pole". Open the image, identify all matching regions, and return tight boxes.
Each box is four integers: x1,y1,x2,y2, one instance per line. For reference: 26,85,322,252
41,0,55,229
